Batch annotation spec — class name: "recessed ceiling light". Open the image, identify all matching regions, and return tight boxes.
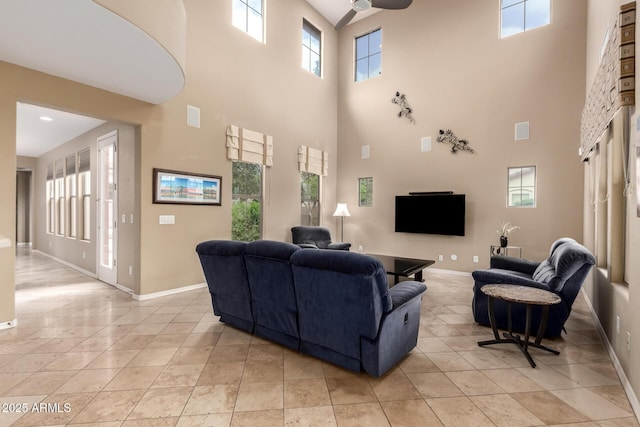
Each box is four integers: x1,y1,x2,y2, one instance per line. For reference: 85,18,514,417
39,116,53,121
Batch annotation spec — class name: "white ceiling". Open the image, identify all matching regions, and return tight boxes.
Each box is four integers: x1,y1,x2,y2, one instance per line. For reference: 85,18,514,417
16,103,106,158
0,0,184,105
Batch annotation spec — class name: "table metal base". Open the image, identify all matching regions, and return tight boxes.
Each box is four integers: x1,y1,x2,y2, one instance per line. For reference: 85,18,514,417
477,298,559,368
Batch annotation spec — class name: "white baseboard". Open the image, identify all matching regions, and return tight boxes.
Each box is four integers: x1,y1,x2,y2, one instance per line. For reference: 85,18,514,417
33,250,97,278
30,249,207,302
133,283,207,301
0,319,17,330
426,267,472,277
581,288,640,422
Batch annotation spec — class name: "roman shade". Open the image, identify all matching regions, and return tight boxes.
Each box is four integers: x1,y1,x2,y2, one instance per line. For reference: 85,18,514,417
298,145,328,176
226,125,273,166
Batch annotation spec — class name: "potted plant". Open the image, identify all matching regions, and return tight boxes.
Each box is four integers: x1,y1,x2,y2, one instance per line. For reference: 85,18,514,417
497,222,519,248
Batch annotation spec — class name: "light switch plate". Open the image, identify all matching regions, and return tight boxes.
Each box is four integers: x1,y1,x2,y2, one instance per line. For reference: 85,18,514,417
159,215,175,225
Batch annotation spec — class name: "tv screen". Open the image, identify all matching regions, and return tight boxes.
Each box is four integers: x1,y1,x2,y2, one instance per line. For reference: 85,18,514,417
395,194,465,236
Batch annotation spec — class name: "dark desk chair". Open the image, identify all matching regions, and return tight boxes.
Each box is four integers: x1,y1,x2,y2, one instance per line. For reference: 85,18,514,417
291,226,351,251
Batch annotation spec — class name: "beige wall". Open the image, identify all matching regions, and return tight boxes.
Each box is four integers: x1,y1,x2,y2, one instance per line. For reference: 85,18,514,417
583,0,640,410
336,0,588,271
0,0,337,323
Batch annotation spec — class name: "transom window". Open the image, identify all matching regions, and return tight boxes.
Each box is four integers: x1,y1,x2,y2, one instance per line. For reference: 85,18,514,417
232,0,264,42
507,166,536,207
355,29,382,82
302,20,322,77
500,0,550,38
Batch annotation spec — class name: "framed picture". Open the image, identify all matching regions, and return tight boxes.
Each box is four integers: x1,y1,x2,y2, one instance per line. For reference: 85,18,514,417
153,168,221,205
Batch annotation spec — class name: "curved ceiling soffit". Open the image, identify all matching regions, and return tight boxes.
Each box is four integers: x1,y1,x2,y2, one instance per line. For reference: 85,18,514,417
0,0,186,105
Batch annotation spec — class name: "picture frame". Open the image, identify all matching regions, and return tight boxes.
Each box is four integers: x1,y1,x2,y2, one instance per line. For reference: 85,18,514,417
153,168,221,205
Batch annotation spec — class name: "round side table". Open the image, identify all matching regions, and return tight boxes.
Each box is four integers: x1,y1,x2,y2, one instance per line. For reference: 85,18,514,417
477,284,561,368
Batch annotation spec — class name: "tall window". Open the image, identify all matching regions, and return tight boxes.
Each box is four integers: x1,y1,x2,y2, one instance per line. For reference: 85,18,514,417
66,154,77,238
232,0,264,42
302,19,321,77
507,166,536,207
232,161,263,241
46,163,54,234
55,159,65,236
355,29,382,82
301,172,320,226
501,0,551,38
78,148,91,241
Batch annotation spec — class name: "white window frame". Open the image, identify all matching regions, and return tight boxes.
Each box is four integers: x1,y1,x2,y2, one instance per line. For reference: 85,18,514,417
507,166,537,207
355,28,382,82
302,19,322,77
500,0,551,39
232,0,265,43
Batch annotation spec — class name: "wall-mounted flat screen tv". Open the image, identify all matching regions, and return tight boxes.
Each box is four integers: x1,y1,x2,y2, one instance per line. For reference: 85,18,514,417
395,193,465,236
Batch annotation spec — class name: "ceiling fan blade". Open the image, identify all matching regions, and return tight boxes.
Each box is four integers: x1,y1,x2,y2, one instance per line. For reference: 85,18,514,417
371,0,412,10
334,9,358,30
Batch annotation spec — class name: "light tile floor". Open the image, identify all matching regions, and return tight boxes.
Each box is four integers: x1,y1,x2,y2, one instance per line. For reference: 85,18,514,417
1,249,638,426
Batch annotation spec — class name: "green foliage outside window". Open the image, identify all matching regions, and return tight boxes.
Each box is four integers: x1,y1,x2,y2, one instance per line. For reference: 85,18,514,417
231,161,262,241
301,172,320,225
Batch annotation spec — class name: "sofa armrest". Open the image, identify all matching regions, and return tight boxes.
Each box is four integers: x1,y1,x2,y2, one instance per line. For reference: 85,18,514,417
489,256,540,275
328,242,351,251
389,281,427,310
296,243,319,249
472,269,551,291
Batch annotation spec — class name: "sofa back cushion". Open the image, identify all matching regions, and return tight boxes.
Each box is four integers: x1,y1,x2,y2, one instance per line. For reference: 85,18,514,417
244,240,300,339
195,240,252,323
532,242,595,293
291,250,391,359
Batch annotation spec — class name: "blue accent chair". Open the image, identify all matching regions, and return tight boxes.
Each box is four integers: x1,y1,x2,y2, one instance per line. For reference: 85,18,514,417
291,226,351,250
472,238,595,337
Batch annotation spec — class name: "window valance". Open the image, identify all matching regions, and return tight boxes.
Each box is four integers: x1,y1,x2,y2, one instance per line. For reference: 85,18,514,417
226,125,273,166
298,145,328,176
580,2,635,160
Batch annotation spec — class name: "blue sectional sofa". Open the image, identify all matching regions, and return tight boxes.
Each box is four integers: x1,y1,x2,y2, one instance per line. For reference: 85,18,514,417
472,238,595,337
195,239,427,376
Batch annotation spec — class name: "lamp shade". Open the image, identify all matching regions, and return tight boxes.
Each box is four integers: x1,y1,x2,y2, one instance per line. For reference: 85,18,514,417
333,203,351,217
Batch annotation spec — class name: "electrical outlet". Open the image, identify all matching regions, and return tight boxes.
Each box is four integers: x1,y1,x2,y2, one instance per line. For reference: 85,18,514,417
473,255,479,263
627,331,631,352
616,316,620,334
438,255,443,262
82,251,86,260
358,245,363,252
129,266,133,276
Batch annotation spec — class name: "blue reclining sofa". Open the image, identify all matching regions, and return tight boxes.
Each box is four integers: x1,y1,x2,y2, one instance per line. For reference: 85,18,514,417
472,238,595,337
195,239,427,377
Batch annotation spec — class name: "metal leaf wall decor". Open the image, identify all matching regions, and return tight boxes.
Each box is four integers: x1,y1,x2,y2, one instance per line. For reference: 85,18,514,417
436,129,475,154
391,91,415,123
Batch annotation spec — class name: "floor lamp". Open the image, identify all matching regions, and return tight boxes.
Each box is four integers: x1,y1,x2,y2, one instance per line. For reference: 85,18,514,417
332,203,351,242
